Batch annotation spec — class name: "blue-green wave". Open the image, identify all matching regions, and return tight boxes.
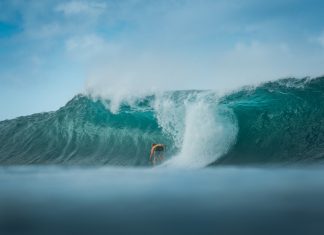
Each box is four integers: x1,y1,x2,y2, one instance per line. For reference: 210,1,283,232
0,76,323,166
217,77,324,165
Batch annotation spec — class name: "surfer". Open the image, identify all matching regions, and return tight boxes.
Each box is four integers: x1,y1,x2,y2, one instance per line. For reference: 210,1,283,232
150,144,165,165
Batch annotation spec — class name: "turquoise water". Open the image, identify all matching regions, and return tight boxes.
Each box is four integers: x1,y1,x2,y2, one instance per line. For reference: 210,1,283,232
0,77,323,166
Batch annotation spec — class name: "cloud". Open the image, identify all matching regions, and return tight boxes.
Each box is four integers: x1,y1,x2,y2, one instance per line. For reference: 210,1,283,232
65,34,121,62
26,22,62,39
55,1,107,16
315,32,324,48
66,34,105,52
1,0,324,120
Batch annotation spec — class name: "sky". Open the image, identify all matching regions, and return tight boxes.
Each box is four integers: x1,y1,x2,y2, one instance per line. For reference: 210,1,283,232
0,0,324,120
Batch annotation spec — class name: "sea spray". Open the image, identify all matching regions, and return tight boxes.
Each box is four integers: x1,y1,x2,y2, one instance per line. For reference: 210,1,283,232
158,92,238,168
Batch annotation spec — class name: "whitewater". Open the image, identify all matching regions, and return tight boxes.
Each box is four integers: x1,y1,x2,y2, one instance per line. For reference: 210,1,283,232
0,76,323,167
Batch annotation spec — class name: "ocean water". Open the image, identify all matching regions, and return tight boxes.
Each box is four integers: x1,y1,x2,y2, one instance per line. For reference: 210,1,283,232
1,166,324,235
1,77,324,234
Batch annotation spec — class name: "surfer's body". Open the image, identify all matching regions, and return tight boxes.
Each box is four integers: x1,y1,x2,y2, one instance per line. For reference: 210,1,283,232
150,144,165,165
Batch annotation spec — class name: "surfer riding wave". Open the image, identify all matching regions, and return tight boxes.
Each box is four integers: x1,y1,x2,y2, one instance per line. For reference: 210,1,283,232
150,144,165,165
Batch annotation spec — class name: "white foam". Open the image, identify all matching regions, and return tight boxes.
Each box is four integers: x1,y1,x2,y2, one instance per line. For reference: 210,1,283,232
155,92,238,168
85,86,156,114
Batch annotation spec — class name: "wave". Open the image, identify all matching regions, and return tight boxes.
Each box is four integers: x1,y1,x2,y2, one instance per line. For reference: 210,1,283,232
0,76,323,167
217,76,324,165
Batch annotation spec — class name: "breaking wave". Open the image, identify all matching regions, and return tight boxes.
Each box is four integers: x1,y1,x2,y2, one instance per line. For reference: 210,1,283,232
0,76,323,167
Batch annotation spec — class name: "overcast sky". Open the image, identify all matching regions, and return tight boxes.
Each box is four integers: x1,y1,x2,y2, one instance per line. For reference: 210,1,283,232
0,0,324,120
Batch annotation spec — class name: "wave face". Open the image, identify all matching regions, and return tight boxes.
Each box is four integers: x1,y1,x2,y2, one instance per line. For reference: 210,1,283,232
217,77,324,165
0,77,323,167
